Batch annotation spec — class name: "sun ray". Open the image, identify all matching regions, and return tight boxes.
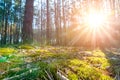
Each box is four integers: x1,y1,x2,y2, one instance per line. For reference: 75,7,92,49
68,26,90,45
68,7,118,48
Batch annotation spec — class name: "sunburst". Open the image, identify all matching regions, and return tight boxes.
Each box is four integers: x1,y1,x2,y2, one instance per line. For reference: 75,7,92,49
69,10,116,48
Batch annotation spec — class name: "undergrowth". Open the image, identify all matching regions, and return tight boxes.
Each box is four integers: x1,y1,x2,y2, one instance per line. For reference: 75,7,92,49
0,46,119,80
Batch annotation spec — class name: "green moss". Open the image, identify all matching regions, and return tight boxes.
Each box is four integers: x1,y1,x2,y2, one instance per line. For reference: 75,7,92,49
87,57,110,69
99,74,113,80
35,49,50,53
18,45,34,49
0,48,16,56
0,47,115,80
92,50,106,57
77,66,98,79
24,52,40,58
69,59,88,66
67,59,113,80
68,71,78,80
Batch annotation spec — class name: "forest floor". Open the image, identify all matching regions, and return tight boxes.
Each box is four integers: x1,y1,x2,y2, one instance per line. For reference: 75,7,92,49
0,45,120,80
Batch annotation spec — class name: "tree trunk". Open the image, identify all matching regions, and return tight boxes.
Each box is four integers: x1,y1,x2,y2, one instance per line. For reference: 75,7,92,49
46,0,50,44
23,0,34,43
4,9,8,44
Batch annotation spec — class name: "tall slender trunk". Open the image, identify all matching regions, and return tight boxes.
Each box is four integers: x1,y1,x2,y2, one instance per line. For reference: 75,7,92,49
23,0,34,43
46,0,50,44
62,0,66,45
4,5,9,44
1,0,5,45
41,0,43,44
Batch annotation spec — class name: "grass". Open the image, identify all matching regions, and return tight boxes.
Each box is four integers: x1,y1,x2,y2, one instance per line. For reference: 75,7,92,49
0,45,119,80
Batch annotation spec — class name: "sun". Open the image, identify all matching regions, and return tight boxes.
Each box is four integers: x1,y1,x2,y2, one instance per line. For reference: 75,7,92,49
86,12,106,29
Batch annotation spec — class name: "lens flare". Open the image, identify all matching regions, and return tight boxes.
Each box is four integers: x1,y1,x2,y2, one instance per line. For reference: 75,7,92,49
86,12,106,29
69,9,116,49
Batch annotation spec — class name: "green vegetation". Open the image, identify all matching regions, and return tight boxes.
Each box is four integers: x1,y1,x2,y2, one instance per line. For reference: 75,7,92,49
87,57,110,69
18,45,34,49
0,0,120,80
66,59,112,80
0,46,120,80
0,48,16,56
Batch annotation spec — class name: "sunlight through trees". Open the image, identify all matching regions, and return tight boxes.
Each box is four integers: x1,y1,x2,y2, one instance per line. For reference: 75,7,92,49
0,0,120,48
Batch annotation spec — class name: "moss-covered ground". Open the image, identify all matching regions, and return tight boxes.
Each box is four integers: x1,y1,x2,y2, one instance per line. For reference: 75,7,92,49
0,45,120,80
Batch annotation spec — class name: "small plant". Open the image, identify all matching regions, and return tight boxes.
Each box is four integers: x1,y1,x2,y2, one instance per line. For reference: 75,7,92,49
0,56,7,63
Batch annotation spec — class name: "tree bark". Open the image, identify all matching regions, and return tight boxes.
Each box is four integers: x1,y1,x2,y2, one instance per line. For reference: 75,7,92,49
23,0,34,43
46,0,50,44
